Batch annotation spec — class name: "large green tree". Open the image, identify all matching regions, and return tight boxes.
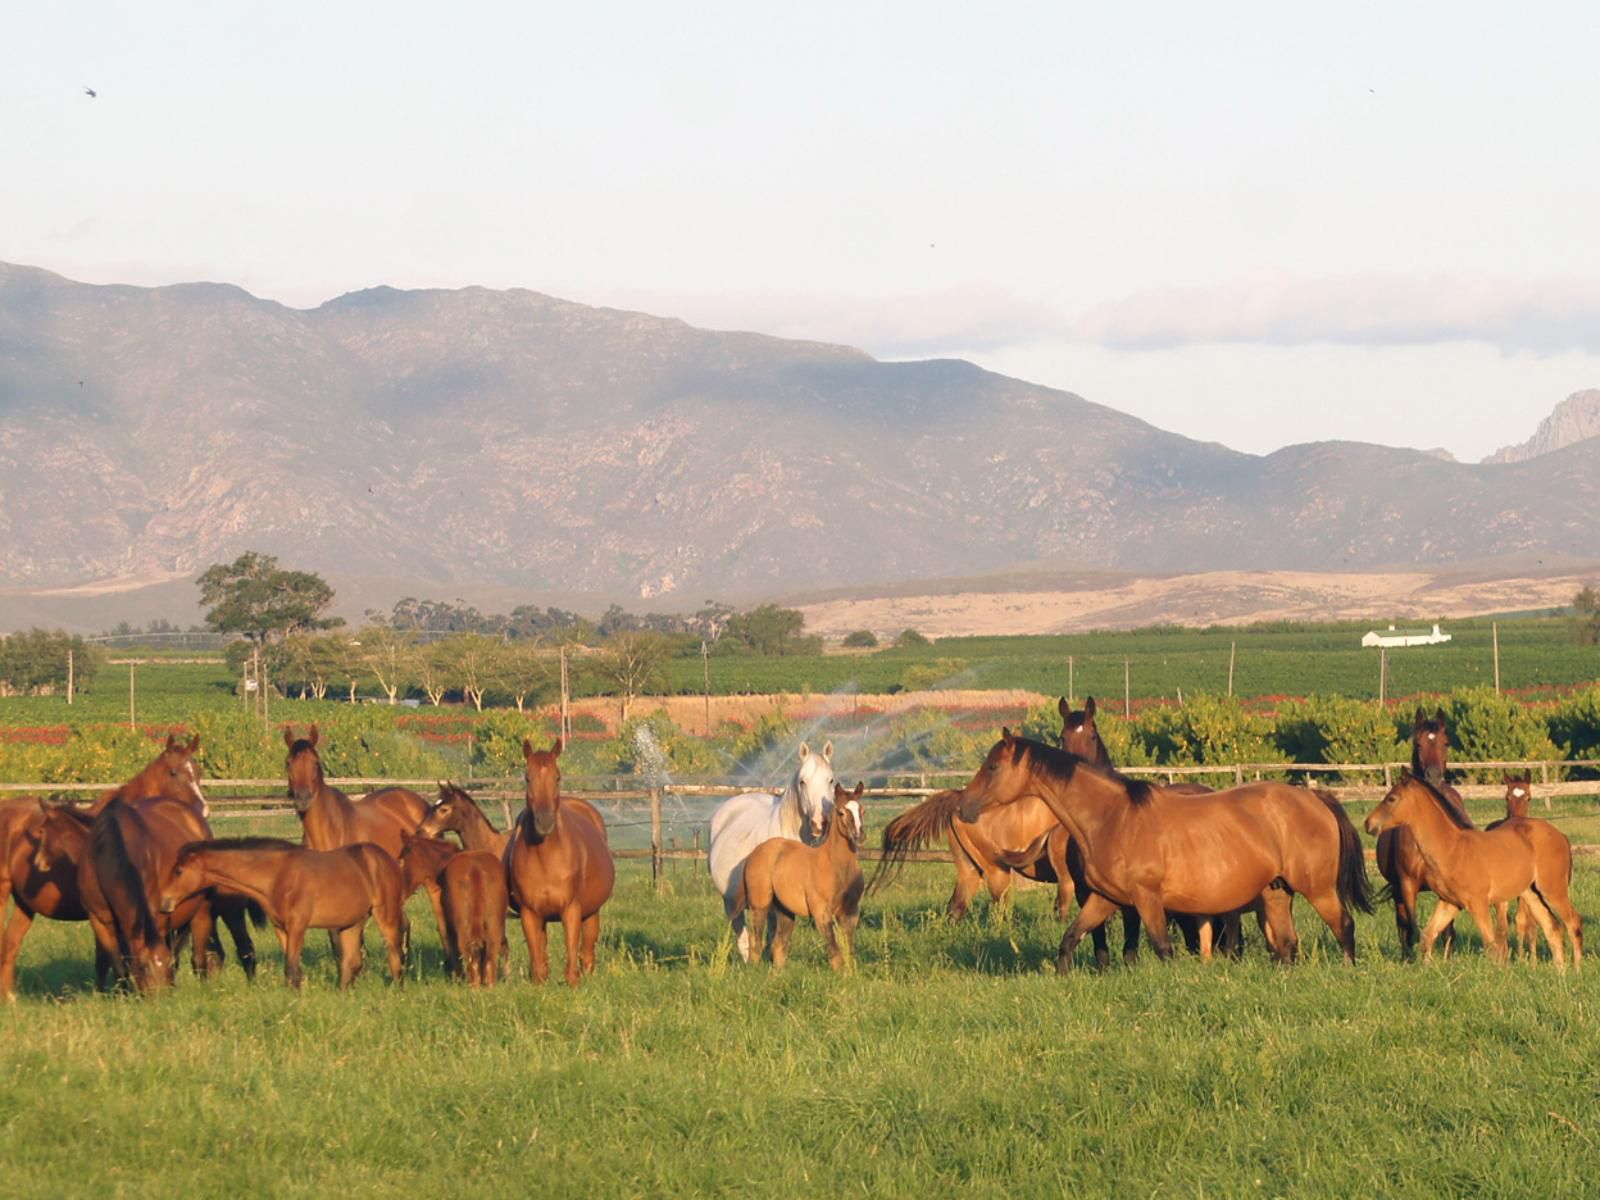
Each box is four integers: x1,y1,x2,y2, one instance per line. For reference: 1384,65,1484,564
1573,585,1600,646
196,552,342,644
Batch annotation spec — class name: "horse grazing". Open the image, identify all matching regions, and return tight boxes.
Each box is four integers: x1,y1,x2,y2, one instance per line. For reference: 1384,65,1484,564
1365,771,1582,969
954,732,1372,970
507,738,615,986
708,741,836,962
284,725,428,858
442,851,509,988
417,781,510,856
1375,707,1473,959
160,838,408,990
397,832,461,970
736,783,866,971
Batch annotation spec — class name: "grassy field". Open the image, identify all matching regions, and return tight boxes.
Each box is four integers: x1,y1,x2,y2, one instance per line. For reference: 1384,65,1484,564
3,847,1599,1198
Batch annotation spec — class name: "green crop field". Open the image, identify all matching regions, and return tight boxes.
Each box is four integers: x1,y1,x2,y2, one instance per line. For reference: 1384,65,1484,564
3,847,1599,1198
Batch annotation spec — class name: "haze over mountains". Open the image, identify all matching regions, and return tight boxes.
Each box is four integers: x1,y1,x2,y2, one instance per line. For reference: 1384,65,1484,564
0,262,1596,625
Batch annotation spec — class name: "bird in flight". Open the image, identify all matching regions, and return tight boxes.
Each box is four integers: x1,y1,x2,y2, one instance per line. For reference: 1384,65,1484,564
82,86,97,98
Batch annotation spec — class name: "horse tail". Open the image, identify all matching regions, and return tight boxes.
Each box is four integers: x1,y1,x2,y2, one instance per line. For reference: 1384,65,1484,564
730,866,748,916
90,800,161,949
866,789,965,896
244,898,268,930
1314,788,1373,915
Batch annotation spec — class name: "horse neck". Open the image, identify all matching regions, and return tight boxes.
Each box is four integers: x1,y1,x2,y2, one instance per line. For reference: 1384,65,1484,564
457,801,502,851
1026,762,1126,853
311,781,357,831
777,777,805,839
193,850,282,909
1397,788,1471,862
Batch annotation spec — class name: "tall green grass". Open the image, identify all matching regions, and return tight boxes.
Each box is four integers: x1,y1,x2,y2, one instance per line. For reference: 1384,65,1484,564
2,860,1598,1198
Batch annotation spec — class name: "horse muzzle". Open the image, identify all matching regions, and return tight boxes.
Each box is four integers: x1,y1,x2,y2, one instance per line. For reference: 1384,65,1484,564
1363,813,1385,836
290,788,314,813
957,793,983,823
159,897,176,914
530,810,556,838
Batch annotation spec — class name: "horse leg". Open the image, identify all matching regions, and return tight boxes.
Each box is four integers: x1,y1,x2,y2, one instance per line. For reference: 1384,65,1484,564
218,898,258,981
1175,914,1203,956
0,905,33,999
560,906,584,987
1196,917,1214,963
426,882,449,973
1418,900,1461,963
945,830,983,923
1260,888,1298,963
283,924,307,989
579,912,601,978
747,903,769,964
1513,899,1536,963
336,924,366,990
1517,889,1566,970
1047,832,1073,922
724,865,753,961
1466,900,1507,964
1131,890,1173,961
770,911,796,970
187,899,220,979
520,909,550,984
1304,889,1358,966
1534,873,1584,970
1393,872,1421,960
1219,912,1246,959
1058,891,1120,973
818,910,845,972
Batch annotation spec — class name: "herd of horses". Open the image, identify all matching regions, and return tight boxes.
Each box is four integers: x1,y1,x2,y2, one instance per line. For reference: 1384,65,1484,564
0,700,1585,996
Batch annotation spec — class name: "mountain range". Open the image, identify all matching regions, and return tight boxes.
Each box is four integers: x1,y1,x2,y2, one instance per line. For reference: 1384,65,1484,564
0,261,1596,624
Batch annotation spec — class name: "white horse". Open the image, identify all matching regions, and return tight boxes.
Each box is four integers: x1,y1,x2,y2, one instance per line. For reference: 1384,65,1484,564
708,741,836,962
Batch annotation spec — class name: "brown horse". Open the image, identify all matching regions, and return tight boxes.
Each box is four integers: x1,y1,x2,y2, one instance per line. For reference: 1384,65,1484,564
417,781,511,856
506,738,615,986
736,783,866,971
953,732,1372,970
442,850,509,988
1484,772,1541,959
1375,707,1472,959
160,838,408,989
397,831,460,970
1365,771,1582,968
30,803,122,989
284,725,428,858
0,739,245,997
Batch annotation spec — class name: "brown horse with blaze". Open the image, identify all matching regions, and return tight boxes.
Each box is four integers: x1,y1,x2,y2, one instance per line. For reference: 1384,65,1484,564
506,738,614,986
284,725,427,857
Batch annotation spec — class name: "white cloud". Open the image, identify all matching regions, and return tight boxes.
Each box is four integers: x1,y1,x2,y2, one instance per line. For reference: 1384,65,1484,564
1074,273,1600,355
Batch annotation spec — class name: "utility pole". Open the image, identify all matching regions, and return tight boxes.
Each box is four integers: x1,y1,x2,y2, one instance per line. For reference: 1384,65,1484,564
66,649,74,706
128,660,136,730
559,644,571,742
1124,659,1131,719
1067,656,1074,705
1378,648,1387,707
1492,621,1501,694
1228,641,1236,697
701,640,712,737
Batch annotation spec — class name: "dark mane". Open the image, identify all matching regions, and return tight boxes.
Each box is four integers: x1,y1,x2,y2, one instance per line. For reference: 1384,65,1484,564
1012,737,1156,806
179,836,300,861
91,800,161,947
1408,773,1472,830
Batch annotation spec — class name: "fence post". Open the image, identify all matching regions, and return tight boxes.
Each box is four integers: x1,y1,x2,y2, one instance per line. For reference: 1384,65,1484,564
650,785,664,893
1234,764,1244,787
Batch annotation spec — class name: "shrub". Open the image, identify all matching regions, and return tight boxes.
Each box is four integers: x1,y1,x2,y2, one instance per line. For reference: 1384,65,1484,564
1441,686,1562,780
900,659,970,692
1548,685,1600,763
841,630,879,649
1132,694,1275,783
1274,695,1405,780
894,629,930,648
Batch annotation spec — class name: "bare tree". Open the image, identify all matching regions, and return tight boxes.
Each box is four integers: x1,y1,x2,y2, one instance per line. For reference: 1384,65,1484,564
592,631,671,723
356,625,416,705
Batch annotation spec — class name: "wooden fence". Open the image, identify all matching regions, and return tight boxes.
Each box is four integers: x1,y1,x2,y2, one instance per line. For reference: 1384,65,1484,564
5,759,1599,889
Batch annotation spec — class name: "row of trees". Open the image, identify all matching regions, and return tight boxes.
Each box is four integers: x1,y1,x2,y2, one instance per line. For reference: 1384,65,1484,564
0,630,100,696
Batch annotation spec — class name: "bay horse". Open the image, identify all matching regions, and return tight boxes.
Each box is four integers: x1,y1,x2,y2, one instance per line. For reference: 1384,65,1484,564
160,838,408,990
396,831,460,971
30,803,120,989
507,738,614,986
1365,771,1582,968
953,732,1371,970
1375,707,1472,959
708,741,835,962
417,781,510,856
1485,772,1539,959
284,725,428,859
441,850,509,988
89,733,210,817
735,783,866,971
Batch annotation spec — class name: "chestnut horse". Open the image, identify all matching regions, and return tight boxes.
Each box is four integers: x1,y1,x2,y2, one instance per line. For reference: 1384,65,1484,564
0,740,251,997
1365,772,1582,968
1375,707,1472,959
441,850,509,988
417,782,510,856
953,732,1371,970
736,783,866,971
160,838,408,990
397,831,460,970
285,725,427,859
1485,772,1540,959
506,738,614,986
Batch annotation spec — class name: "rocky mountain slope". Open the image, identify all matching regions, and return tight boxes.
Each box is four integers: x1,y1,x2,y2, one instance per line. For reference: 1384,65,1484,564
2,262,1598,610
1485,389,1600,463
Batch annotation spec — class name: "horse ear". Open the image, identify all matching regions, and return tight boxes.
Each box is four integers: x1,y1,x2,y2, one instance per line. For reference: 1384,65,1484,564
282,726,296,749
852,781,864,799
821,740,833,762
1084,696,1097,719
1413,707,1426,729
165,733,178,752
308,724,319,747
1434,706,1447,728
798,742,810,761
522,738,534,761
1001,726,1015,742
185,734,201,755
1058,697,1070,720
551,737,563,758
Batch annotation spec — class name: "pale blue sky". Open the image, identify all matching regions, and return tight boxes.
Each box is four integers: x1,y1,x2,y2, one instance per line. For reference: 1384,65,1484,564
5,2,1599,459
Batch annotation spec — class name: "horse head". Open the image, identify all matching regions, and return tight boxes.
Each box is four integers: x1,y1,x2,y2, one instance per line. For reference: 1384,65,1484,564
31,801,91,874
1059,695,1107,765
418,781,470,841
794,740,835,841
158,844,207,915
831,782,865,850
284,724,323,813
1503,771,1533,818
956,729,1026,824
1411,706,1450,787
522,737,563,839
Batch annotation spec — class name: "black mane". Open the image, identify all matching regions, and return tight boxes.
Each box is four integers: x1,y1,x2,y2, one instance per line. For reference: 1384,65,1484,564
1407,773,1472,830
1011,736,1156,806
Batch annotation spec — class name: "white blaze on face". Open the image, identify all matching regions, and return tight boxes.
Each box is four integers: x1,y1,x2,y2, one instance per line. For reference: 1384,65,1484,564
186,761,209,818
844,799,863,840
1512,788,1527,799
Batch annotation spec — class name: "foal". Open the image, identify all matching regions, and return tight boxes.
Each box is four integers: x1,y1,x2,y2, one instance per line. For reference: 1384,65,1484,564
441,851,509,988
1365,772,1582,969
737,783,866,971
159,839,408,990
397,832,460,970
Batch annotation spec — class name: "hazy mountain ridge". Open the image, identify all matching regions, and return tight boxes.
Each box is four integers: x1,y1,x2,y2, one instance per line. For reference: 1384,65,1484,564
1485,389,1600,464
1,262,1597,609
